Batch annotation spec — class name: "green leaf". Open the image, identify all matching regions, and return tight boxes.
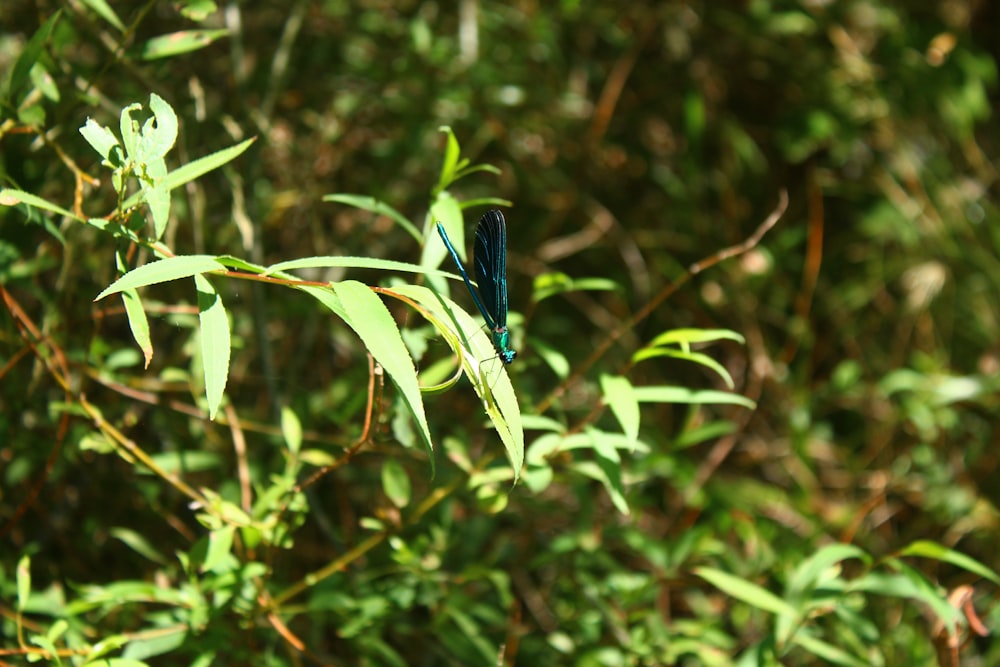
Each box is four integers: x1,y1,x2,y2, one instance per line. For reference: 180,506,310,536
80,118,121,162
633,347,736,389
7,11,61,103
46,619,69,644
520,414,567,433
600,374,640,444
144,156,171,239
695,567,796,616
139,93,178,162
109,98,178,238
148,451,221,474
69,581,190,610
786,543,869,599
29,63,59,102
632,386,756,409
766,11,817,36
458,196,512,211
521,462,554,494
0,188,82,221
141,29,229,60
777,543,870,646
381,459,412,508
81,634,130,664
110,527,168,565
790,633,869,667
16,555,31,611
323,193,421,241
436,125,462,192
214,255,265,272
525,433,564,466
539,431,650,458
267,255,453,279
18,101,46,126
122,289,153,368
95,255,228,301
78,0,125,31
533,272,618,303
195,274,230,421
316,281,434,472
299,449,335,467
202,525,236,572
120,102,141,161
572,457,629,514
121,138,256,211
646,328,746,347
635,329,745,388
29,632,62,666
850,565,963,634
443,606,499,663
900,539,1000,586
422,191,464,277
531,337,571,379
121,627,187,661
281,406,303,455
391,284,523,480
452,162,502,182
674,420,736,449
179,1,218,21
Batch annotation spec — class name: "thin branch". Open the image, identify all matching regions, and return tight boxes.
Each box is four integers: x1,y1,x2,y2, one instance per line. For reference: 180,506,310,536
538,189,789,414
227,403,253,515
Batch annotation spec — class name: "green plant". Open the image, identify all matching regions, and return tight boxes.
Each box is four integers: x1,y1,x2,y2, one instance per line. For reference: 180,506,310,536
3,3,1000,666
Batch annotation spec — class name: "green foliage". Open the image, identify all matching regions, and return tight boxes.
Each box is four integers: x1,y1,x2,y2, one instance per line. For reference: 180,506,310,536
2,2,1000,666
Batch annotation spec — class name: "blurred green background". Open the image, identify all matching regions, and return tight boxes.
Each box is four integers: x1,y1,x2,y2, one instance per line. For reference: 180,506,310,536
2,1,999,665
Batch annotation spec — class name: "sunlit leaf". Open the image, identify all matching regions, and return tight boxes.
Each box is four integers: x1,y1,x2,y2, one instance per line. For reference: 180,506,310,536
195,274,230,421
600,374,640,444
95,255,228,301
696,567,795,616
141,29,229,60
323,193,421,241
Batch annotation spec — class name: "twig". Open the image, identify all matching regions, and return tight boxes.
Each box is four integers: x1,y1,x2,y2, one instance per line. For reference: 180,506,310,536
538,189,789,414
227,403,253,515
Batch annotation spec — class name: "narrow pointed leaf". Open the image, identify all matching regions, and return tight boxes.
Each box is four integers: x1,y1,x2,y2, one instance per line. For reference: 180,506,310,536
0,188,81,221
790,634,870,667
317,281,433,471
436,125,462,191
144,157,170,239
79,0,125,31
322,193,421,241
633,347,736,389
122,288,153,368
141,29,229,60
121,138,256,211
571,459,629,514
421,191,463,273
696,567,796,616
600,374,640,443
633,386,756,409
268,255,453,279
900,540,1000,585
95,255,228,300
8,11,61,101
647,328,746,347
195,274,230,420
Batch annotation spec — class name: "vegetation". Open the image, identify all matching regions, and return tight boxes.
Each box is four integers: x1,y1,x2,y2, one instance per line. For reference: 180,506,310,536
2,2,998,665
